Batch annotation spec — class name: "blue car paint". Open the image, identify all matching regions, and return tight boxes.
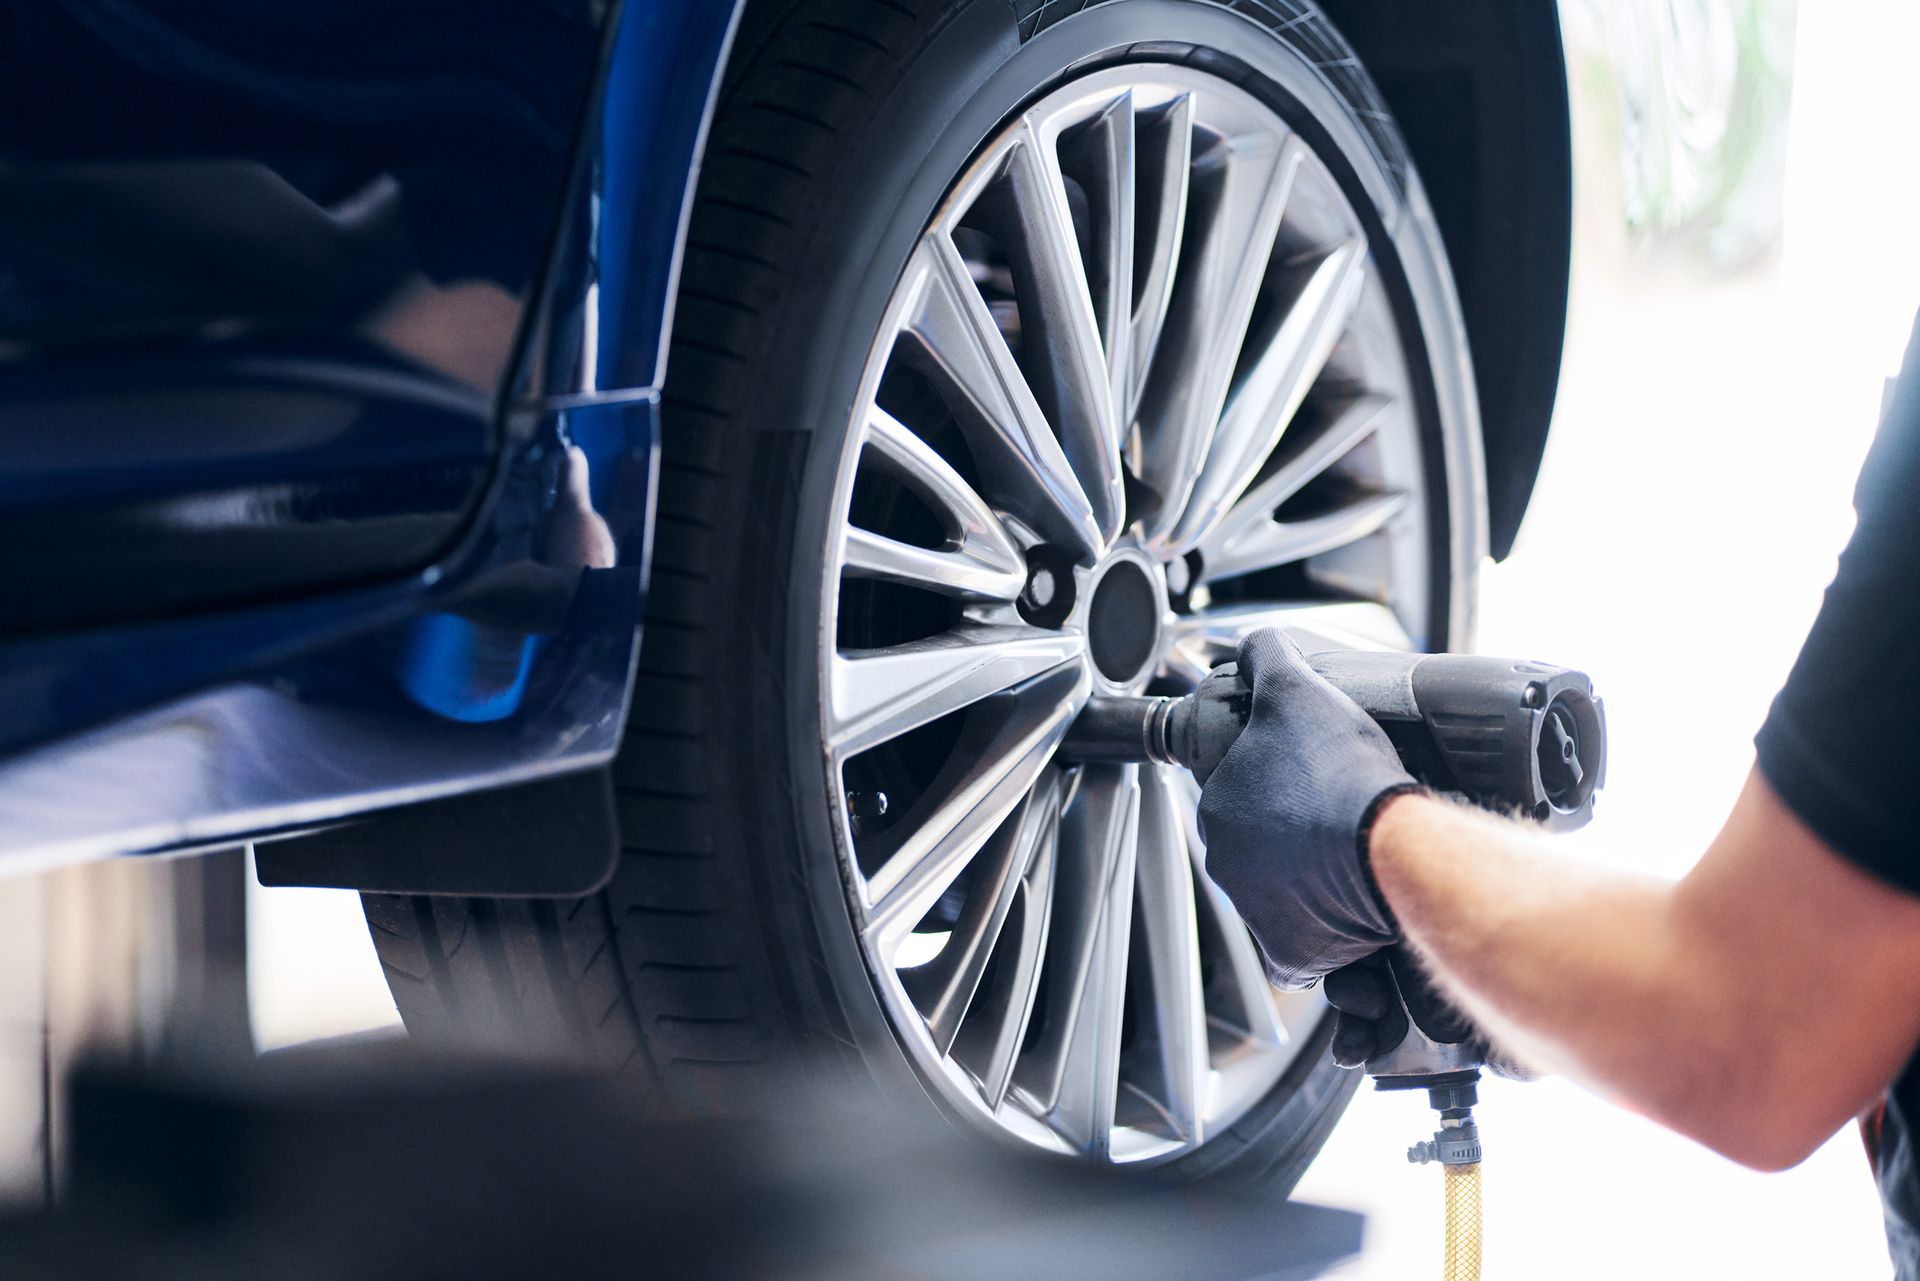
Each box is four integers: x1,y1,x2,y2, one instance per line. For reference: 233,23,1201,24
0,353,495,632
398,616,545,724
0,0,743,863
0,1,603,611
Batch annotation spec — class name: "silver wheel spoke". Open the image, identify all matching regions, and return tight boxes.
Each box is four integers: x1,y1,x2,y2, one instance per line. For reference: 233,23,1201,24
1197,878,1291,1048
1135,131,1302,546
1008,114,1128,545
960,786,1060,1110
904,772,1061,1055
842,527,1024,602
1135,765,1209,1141
1016,764,1139,1156
1125,93,1193,424
1167,239,1367,552
1199,489,1407,583
1059,94,1136,434
902,237,1103,558
1200,395,1393,562
1174,771,1288,1048
845,407,1027,602
863,664,1088,951
910,772,1067,1060
1165,600,1413,684
830,626,1084,758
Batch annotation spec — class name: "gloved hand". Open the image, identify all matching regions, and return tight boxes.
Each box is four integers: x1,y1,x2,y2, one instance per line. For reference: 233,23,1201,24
1325,949,1535,1079
1324,948,1471,1068
1195,628,1418,988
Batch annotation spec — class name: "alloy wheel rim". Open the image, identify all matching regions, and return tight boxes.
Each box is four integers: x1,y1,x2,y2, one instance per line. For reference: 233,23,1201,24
819,65,1437,1163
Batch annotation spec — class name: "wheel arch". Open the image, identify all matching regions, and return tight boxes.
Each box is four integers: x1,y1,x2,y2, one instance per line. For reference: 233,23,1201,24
1312,0,1573,561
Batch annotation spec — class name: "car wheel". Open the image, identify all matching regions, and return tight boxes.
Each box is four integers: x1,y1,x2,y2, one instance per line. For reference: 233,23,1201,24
365,0,1484,1184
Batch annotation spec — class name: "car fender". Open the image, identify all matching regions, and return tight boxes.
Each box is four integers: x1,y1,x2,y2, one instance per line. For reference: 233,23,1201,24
1313,0,1574,560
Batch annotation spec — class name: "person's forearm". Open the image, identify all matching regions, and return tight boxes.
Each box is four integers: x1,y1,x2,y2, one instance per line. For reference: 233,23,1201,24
1368,795,1699,1108
1367,795,1697,1090
1367,781,1903,1169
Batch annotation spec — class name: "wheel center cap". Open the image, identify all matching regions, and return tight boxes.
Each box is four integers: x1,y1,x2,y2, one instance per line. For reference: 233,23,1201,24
1084,549,1167,690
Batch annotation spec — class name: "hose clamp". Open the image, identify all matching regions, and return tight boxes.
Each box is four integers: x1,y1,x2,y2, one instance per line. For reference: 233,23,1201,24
1409,1118,1482,1166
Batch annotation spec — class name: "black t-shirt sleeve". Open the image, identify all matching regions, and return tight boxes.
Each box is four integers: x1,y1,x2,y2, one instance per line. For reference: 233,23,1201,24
1755,315,1920,898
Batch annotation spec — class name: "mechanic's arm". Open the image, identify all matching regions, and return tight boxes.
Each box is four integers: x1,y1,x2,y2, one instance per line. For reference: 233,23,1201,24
1370,770,1920,1172
1198,629,1920,1173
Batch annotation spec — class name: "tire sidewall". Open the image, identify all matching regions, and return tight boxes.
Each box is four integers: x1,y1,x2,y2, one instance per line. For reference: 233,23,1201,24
725,0,1480,1173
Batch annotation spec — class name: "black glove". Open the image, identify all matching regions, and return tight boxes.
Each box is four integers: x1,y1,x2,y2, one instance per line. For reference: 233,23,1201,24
1325,949,1534,1079
1323,947,1473,1068
1195,629,1417,988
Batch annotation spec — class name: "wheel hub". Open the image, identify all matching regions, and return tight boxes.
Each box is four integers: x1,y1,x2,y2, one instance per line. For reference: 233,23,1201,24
1081,548,1168,691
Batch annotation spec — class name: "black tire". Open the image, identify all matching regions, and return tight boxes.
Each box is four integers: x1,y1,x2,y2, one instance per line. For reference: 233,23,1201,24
367,0,1482,1186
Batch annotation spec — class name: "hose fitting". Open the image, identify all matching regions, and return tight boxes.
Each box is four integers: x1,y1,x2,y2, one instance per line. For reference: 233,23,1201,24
1408,1116,1482,1166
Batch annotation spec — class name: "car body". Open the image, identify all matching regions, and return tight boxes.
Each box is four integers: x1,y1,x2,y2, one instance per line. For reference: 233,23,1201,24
0,0,1569,887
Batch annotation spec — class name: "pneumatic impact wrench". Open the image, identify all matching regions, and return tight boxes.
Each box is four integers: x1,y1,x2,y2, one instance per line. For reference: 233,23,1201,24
1057,647,1606,1227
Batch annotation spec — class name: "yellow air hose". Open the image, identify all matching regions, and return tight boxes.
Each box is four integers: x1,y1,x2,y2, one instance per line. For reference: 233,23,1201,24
1407,1106,1483,1281
1441,1161,1482,1281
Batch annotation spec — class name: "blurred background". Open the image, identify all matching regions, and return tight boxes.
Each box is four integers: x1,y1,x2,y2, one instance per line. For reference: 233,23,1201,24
1302,0,1916,1275
1,0,1915,1275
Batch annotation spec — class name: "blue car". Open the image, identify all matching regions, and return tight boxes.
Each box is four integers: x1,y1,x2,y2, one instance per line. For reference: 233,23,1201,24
1,0,1570,1180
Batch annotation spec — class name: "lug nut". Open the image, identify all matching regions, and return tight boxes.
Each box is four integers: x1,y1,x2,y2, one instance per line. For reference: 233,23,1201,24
1016,547,1078,627
847,790,890,819
1023,566,1058,610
